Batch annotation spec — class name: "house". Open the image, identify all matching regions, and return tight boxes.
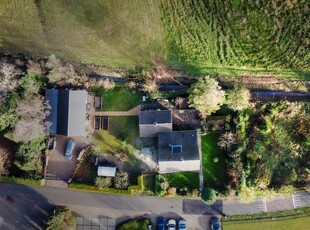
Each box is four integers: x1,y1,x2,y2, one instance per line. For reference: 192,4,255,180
45,89,87,136
97,166,116,177
157,130,200,173
139,110,172,137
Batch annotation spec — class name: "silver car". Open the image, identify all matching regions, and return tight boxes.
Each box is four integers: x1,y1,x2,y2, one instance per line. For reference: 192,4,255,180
65,139,76,160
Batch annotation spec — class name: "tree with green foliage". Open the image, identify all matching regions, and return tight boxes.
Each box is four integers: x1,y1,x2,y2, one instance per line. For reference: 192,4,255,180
46,206,75,230
201,188,217,205
95,177,112,190
15,137,45,174
20,73,46,96
226,85,251,111
114,172,129,189
188,76,225,117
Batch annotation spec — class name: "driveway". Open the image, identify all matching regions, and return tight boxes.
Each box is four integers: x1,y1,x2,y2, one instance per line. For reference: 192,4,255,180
46,135,90,181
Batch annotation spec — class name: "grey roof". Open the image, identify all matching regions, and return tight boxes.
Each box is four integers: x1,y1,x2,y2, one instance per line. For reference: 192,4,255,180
139,110,172,124
139,110,172,137
158,130,199,165
45,89,87,136
158,130,200,173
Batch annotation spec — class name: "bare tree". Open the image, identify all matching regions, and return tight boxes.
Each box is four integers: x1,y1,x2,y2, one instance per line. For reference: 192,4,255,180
0,60,22,93
142,79,158,94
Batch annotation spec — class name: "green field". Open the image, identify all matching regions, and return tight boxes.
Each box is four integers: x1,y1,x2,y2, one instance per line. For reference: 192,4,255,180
0,0,164,67
201,132,228,191
160,0,310,78
224,216,310,230
0,0,309,78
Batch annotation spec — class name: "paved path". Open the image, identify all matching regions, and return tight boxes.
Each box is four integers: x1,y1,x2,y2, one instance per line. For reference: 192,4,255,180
0,183,309,230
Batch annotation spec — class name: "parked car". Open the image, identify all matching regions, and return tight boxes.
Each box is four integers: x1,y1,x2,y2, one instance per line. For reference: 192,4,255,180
167,219,176,230
211,216,221,230
178,218,187,230
157,217,165,230
65,139,76,160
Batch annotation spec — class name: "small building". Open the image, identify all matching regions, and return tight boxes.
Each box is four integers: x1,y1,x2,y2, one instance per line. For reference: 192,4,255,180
158,130,200,173
97,166,117,177
139,110,172,138
45,89,87,136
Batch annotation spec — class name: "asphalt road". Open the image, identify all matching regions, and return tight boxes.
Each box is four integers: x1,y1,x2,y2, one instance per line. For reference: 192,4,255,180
0,183,309,230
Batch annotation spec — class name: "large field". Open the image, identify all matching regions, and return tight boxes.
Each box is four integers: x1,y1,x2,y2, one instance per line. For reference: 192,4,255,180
0,0,164,67
161,0,309,78
224,216,310,230
0,0,309,78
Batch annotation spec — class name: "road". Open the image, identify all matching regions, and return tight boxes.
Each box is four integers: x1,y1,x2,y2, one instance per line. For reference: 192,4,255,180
0,183,309,230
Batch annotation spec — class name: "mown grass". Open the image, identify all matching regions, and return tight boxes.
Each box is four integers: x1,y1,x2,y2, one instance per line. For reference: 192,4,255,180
164,172,199,190
224,216,310,230
201,132,228,191
160,0,310,79
92,87,141,111
92,117,139,153
0,0,164,67
0,176,41,186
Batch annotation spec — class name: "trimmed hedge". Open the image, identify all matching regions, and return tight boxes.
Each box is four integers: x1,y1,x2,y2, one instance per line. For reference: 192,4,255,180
0,176,41,186
222,207,310,223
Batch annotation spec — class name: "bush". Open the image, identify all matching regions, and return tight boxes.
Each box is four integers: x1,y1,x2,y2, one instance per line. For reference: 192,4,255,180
114,172,129,189
95,177,112,190
117,218,151,230
201,188,217,205
46,206,75,230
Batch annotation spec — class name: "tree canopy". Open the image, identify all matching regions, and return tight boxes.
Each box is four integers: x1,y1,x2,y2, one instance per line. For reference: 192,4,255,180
188,76,225,117
226,84,251,111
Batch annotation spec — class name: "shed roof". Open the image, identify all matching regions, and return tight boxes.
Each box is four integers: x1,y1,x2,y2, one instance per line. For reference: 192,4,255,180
97,166,116,177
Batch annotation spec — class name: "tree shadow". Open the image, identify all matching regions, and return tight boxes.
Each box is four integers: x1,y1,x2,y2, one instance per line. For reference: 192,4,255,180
0,183,55,230
182,199,224,216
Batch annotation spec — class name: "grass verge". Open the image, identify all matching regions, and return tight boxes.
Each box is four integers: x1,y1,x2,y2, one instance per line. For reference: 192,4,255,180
0,176,41,186
164,172,199,190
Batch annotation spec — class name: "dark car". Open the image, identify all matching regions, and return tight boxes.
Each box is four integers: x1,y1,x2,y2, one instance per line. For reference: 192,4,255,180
157,217,165,230
65,139,76,160
211,216,221,230
178,218,187,230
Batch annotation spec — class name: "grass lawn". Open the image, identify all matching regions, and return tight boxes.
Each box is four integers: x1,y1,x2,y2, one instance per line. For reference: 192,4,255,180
92,87,141,111
164,172,199,190
0,0,164,67
224,216,310,230
92,116,139,154
201,132,228,191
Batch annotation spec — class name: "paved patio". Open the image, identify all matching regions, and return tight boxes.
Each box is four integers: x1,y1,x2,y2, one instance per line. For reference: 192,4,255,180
76,217,116,230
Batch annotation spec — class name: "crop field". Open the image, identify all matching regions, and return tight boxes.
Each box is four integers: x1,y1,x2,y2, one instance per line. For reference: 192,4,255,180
0,0,164,67
160,0,310,78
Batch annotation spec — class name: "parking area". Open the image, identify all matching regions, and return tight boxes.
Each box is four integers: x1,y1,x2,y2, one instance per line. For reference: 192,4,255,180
46,135,91,181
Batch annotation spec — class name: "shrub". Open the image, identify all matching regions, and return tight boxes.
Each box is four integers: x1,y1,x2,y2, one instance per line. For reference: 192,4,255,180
46,206,75,230
118,218,151,230
95,177,112,190
201,188,217,205
114,172,129,189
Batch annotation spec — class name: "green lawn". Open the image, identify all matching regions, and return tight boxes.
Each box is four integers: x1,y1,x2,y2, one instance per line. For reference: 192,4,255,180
92,116,139,154
164,172,199,190
92,87,141,111
201,132,228,191
0,0,164,67
224,216,310,230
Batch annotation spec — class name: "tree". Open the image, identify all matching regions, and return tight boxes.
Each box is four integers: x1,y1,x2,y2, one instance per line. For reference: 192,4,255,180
46,206,75,230
20,73,46,96
0,137,15,176
13,96,49,142
95,177,112,190
201,188,217,205
226,84,251,111
0,60,22,93
188,76,225,117
114,172,129,189
142,79,158,94
218,132,238,151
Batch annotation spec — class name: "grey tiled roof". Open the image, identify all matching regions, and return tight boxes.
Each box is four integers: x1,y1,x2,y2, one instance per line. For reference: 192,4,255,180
139,110,172,124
